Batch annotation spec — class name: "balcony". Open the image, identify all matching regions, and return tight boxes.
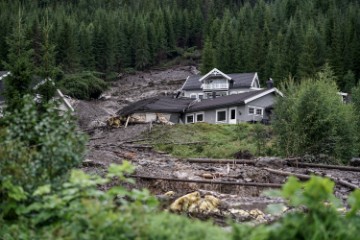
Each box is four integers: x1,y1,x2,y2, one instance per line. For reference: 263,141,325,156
202,82,229,90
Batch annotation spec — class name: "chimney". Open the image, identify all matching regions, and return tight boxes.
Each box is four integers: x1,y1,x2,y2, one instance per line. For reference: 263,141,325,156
212,91,216,99
266,78,274,89
229,79,234,88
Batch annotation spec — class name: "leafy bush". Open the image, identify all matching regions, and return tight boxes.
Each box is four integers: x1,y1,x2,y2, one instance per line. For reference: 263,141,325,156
0,96,86,217
232,176,360,240
273,66,358,161
0,162,228,240
59,72,108,99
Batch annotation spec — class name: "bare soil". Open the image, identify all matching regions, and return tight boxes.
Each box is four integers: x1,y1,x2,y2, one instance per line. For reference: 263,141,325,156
75,66,360,225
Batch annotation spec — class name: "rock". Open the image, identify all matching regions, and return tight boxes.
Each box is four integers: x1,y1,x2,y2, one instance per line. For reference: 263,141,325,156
350,158,360,167
255,157,285,168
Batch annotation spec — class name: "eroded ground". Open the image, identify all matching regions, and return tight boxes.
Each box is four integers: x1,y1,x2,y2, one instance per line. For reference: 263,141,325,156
74,66,360,225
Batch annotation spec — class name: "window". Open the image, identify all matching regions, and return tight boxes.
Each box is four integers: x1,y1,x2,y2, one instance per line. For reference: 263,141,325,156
249,106,263,116
186,114,194,123
196,113,204,122
216,109,227,122
198,94,204,100
190,94,197,99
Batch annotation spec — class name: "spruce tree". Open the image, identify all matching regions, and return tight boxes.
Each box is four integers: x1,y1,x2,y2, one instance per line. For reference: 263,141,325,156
135,20,150,70
200,38,215,74
2,8,33,112
36,10,57,103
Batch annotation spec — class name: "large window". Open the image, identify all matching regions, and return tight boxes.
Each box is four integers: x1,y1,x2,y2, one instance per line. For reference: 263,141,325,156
190,94,197,99
186,114,194,123
216,109,227,122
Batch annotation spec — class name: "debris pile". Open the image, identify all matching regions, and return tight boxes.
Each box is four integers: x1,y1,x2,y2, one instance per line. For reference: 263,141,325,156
169,192,220,214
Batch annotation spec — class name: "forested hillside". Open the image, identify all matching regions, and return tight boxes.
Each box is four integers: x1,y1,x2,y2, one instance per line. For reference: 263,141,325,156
0,0,359,90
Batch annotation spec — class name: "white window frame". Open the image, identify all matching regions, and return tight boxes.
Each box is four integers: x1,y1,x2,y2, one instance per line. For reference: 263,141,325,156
248,106,264,116
186,114,195,124
195,112,204,122
216,109,227,123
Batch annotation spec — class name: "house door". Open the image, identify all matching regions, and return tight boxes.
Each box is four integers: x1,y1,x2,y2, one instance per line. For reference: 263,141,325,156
229,108,237,124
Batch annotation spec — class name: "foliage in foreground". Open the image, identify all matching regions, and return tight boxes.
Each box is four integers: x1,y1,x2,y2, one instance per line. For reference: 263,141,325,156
146,123,275,158
0,162,228,240
1,163,360,240
273,66,358,162
233,176,360,240
0,96,86,217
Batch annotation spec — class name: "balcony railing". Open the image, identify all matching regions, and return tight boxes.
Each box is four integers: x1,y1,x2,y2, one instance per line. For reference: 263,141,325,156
202,83,229,90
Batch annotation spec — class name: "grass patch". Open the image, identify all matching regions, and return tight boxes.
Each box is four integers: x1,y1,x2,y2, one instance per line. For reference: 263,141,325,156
145,123,276,159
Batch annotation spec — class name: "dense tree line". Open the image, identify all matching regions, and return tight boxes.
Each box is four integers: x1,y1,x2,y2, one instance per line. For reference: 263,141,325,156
0,0,359,89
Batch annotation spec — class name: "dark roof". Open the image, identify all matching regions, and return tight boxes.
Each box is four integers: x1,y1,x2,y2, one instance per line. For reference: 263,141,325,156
117,90,274,116
117,96,194,116
182,72,257,91
186,90,269,112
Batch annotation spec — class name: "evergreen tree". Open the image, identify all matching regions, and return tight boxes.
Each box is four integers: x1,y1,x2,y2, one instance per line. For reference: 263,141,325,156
135,20,150,70
297,25,324,79
2,9,33,112
36,10,57,103
200,38,215,74
342,70,356,93
56,19,79,72
78,23,95,70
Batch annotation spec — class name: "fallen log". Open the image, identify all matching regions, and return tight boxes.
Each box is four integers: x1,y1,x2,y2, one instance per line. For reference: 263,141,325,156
306,170,359,190
123,144,152,149
160,141,209,146
128,175,282,188
264,168,359,190
121,138,152,144
264,168,310,180
187,158,255,165
287,162,360,172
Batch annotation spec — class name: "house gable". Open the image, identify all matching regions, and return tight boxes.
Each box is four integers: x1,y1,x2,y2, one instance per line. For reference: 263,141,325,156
244,88,283,104
198,68,232,82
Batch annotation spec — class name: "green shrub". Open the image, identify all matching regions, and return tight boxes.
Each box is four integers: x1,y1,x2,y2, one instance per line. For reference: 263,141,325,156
0,162,228,240
0,95,86,217
59,72,108,99
273,66,358,161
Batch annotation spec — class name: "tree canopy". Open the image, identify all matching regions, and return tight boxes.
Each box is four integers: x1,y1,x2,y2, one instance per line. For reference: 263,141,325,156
0,0,359,90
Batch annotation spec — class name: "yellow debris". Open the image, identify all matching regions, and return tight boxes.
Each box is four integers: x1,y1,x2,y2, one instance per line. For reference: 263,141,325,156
169,192,221,214
170,192,201,212
107,116,121,128
249,209,264,218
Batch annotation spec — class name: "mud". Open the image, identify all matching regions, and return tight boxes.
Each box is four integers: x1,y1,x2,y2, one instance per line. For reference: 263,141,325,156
75,66,360,225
